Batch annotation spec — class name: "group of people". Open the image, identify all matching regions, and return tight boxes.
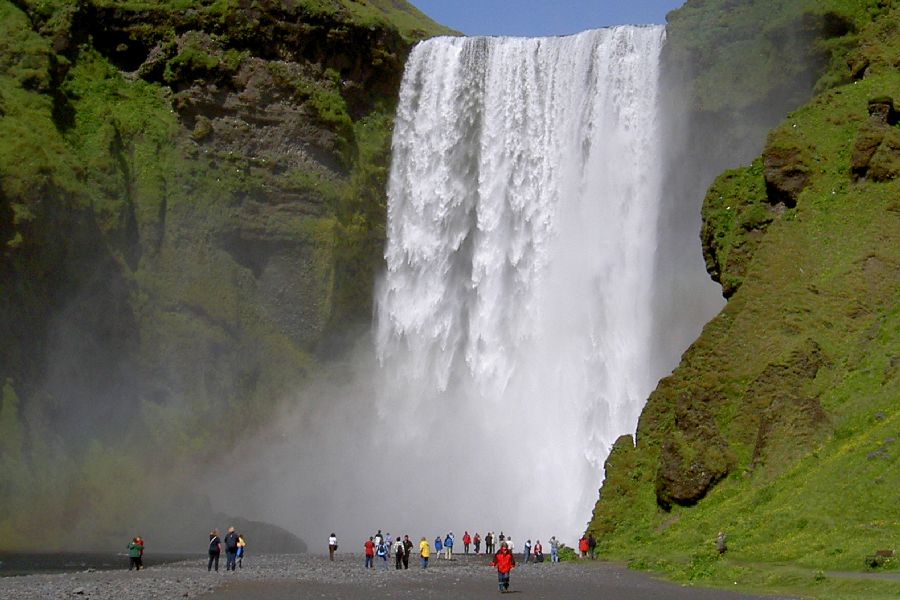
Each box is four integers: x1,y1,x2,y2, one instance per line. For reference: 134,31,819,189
348,529,569,592
577,533,597,559
207,527,247,572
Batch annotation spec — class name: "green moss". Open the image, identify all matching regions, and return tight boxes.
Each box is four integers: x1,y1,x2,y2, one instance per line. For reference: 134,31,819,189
593,6,900,598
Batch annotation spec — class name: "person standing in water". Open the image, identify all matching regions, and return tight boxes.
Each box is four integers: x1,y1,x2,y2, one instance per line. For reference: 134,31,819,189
491,541,516,592
328,533,338,561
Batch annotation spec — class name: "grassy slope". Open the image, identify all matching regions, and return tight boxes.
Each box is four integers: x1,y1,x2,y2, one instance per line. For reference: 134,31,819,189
589,4,899,600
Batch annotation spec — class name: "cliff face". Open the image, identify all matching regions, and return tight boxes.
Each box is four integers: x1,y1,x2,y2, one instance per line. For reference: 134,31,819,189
589,1,899,588
0,0,450,547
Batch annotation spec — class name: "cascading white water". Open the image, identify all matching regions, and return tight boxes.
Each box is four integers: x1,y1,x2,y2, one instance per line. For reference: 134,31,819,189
209,24,724,548
374,26,668,541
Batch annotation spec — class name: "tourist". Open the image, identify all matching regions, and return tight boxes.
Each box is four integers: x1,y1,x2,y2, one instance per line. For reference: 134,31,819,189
474,532,481,554
402,535,413,569
127,536,142,571
578,535,588,558
385,532,393,558
136,536,144,568
236,533,246,568
463,531,471,554
434,535,443,558
394,537,405,569
507,536,515,553
534,540,544,563
328,533,338,561
376,537,389,570
587,533,597,560
208,529,221,572
444,533,454,559
549,536,559,563
491,541,516,592
419,537,430,569
364,537,375,569
224,527,239,571
523,539,532,564
485,531,494,555
374,530,383,545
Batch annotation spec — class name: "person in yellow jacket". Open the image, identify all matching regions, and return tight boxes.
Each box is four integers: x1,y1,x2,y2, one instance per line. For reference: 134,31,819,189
236,534,246,568
419,537,430,569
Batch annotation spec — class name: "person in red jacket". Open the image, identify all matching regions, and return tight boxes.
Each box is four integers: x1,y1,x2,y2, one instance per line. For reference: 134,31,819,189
578,535,589,558
364,537,375,569
491,541,516,592
463,531,471,554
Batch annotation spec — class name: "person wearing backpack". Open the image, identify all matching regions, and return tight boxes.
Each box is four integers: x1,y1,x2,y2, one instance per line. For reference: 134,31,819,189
473,532,481,554
393,537,405,569
224,527,239,571
434,536,442,558
444,533,453,559
208,529,221,572
376,539,389,570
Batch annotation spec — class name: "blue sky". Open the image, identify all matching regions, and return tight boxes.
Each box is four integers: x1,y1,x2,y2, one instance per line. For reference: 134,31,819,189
410,0,686,37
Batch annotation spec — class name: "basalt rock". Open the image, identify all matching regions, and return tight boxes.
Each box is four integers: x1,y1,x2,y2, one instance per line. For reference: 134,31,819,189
851,96,900,181
763,138,811,208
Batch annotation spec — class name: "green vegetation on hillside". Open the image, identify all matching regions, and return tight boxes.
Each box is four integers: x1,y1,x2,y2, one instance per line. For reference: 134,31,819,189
590,3,899,599
0,0,448,549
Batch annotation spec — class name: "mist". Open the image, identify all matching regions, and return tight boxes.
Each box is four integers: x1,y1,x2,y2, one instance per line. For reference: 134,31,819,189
201,26,724,550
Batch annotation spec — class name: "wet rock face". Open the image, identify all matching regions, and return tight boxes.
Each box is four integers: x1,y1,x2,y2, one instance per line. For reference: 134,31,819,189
851,96,900,182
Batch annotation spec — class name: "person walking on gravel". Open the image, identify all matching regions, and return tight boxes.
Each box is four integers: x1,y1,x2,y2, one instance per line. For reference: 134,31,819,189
127,536,142,571
403,535,413,569
434,535,443,558
550,536,559,563
394,537,405,569
491,541,516,592
444,533,453,559
224,527,239,571
208,529,221,572
328,533,338,561
419,537,431,569
463,531,471,554
236,533,246,568
474,532,481,554
587,533,597,560
364,537,375,569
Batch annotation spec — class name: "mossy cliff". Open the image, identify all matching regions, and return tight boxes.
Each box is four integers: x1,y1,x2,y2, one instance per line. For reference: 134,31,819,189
590,2,899,597
0,0,450,548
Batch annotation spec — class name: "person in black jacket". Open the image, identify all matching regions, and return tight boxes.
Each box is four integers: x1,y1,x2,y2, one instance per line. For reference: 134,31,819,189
208,529,221,572
224,527,239,571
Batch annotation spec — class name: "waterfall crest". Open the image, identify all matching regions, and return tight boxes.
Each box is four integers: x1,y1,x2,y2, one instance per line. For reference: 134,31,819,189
375,27,668,540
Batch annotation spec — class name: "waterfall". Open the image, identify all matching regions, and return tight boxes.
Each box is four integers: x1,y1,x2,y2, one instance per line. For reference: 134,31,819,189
374,27,669,541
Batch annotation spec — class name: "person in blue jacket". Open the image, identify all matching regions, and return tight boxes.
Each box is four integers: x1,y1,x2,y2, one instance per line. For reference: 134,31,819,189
434,536,443,558
444,533,454,559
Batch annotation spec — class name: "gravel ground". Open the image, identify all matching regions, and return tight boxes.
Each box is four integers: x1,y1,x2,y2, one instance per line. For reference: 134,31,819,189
0,553,795,599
